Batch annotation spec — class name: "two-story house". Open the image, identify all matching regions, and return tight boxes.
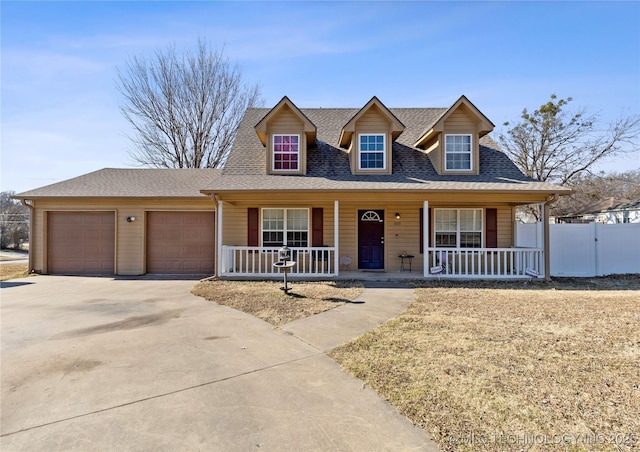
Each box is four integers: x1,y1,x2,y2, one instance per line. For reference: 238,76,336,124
14,95,570,279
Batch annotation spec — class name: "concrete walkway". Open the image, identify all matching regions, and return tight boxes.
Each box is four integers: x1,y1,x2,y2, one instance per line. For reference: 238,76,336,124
1,276,438,451
282,281,416,351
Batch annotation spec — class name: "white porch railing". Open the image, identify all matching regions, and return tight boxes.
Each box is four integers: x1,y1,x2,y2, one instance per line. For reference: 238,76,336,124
220,246,543,279
425,247,544,279
221,246,336,277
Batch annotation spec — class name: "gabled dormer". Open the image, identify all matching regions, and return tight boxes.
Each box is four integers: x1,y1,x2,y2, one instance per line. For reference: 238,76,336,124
339,96,405,175
255,96,317,175
414,95,494,176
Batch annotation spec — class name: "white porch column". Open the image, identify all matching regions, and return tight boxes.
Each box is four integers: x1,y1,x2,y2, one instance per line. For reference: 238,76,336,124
216,199,223,276
423,201,429,277
334,200,339,275
543,200,550,281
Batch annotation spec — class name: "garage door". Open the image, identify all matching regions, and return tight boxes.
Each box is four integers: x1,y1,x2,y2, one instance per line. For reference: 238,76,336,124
146,212,215,274
47,212,115,275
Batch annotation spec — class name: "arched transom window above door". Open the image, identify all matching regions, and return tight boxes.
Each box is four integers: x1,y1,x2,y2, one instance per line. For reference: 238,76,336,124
361,210,382,222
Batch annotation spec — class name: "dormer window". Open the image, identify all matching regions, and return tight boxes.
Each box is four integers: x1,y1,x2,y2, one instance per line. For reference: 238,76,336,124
445,134,472,171
255,96,316,175
273,134,299,171
358,134,386,170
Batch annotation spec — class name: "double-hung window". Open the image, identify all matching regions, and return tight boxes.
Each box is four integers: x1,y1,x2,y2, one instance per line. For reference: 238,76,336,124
434,208,482,248
273,134,299,171
445,134,472,171
262,208,308,247
359,134,385,169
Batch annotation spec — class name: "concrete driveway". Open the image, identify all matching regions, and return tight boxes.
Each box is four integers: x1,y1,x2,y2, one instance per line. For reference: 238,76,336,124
1,276,437,451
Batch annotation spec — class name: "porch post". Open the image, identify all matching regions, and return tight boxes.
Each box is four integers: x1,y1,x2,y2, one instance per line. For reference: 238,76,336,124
216,198,223,277
423,201,429,277
543,200,551,281
334,200,339,275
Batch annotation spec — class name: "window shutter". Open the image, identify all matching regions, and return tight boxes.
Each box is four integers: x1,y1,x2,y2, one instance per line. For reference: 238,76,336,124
312,208,323,246
248,208,259,246
485,208,498,248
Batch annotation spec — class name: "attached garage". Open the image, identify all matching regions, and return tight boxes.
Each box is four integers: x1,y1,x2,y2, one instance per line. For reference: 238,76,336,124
47,211,115,275
146,211,215,274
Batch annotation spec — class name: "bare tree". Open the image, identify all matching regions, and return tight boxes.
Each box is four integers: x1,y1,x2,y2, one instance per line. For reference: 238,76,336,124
499,95,640,186
117,40,262,168
553,170,640,218
1,191,29,249
499,95,640,221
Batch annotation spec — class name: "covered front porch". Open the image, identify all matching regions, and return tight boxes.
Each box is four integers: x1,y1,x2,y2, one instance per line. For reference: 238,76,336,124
219,245,544,279
216,199,549,280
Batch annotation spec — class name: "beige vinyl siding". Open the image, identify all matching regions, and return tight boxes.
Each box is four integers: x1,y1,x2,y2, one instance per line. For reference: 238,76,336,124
441,106,480,175
30,198,214,275
266,105,307,175
221,203,247,247
388,208,422,271
337,203,424,273
496,205,513,247
338,202,358,270
421,105,483,176
221,199,335,247
444,108,476,129
351,106,393,175
423,135,441,173
216,191,545,274
29,207,45,275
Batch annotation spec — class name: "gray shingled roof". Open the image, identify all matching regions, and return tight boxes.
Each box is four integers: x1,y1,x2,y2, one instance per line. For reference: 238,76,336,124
14,168,222,198
15,104,569,199
205,107,569,193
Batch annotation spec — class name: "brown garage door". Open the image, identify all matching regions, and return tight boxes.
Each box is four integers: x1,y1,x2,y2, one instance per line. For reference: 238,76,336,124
146,212,215,274
47,211,115,274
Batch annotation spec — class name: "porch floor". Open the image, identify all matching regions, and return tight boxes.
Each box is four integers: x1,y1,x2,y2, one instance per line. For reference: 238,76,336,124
335,270,426,281
215,270,424,282
216,269,537,282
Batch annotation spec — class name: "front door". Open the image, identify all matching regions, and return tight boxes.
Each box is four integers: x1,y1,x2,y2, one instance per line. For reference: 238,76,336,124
358,210,384,269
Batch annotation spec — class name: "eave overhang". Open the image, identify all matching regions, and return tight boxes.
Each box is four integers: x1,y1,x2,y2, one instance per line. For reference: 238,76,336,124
414,95,495,148
339,96,405,148
254,96,317,146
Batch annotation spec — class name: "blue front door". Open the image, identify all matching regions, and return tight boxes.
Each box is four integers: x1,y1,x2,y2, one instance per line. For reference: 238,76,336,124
358,210,384,269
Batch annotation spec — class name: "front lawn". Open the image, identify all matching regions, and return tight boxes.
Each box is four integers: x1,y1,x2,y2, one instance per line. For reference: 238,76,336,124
0,263,30,281
192,280,364,326
330,276,640,451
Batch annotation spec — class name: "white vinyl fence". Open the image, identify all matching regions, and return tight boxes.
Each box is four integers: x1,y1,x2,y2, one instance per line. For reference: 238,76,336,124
515,222,640,277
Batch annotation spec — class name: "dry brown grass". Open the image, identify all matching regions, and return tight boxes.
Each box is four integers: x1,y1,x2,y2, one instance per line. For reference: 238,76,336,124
192,279,364,326
0,263,30,281
330,276,640,451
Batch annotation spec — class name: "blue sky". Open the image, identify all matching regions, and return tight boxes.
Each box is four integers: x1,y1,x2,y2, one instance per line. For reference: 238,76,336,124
2,1,639,193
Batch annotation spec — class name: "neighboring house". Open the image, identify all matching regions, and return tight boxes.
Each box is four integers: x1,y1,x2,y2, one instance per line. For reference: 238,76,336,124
555,198,640,224
14,95,570,279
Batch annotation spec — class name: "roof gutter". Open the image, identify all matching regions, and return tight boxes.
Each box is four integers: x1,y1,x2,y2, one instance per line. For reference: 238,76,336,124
200,187,572,196
542,193,561,281
20,199,34,273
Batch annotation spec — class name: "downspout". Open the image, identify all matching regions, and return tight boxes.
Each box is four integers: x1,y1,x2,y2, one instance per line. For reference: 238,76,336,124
542,194,560,281
20,199,34,273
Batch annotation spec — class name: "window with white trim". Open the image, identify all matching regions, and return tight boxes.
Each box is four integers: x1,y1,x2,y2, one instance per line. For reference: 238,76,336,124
262,208,308,247
434,208,482,248
445,134,472,171
359,134,385,169
273,134,299,171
